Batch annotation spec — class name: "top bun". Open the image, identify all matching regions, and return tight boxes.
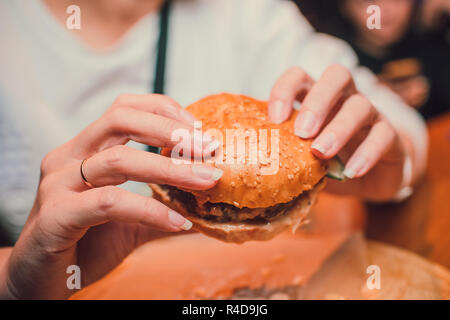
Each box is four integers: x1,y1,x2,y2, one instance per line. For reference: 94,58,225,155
169,93,326,208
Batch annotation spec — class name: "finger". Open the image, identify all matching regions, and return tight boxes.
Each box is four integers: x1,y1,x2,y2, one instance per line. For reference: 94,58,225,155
112,93,196,126
57,186,193,232
71,145,223,189
311,94,377,159
343,120,397,179
294,64,357,139
72,107,214,158
268,67,315,124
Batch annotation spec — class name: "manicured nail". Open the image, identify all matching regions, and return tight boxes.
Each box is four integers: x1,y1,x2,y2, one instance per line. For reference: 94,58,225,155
179,109,197,124
270,100,285,124
293,100,302,110
295,111,317,139
343,156,366,179
311,132,336,155
192,131,216,154
168,210,192,230
202,133,214,145
203,139,220,156
192,165,223,181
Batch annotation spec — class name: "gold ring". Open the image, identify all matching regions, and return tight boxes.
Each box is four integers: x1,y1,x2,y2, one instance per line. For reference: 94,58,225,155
80,158,95,188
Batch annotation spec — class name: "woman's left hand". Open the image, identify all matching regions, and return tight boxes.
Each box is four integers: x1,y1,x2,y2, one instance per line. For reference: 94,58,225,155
268,65,409,201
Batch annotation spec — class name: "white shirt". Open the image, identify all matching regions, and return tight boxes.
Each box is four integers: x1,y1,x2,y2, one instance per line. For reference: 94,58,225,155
0,0,427,239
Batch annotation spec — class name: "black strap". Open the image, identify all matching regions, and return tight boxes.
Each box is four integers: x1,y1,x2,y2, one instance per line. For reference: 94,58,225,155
148,0,171,154
153,0,171,95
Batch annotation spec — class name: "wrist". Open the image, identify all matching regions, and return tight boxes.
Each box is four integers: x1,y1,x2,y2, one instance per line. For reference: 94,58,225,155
0,248,16,300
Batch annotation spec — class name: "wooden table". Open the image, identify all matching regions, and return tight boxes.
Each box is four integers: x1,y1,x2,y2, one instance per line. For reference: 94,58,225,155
366,112,450,268
72,233,449,300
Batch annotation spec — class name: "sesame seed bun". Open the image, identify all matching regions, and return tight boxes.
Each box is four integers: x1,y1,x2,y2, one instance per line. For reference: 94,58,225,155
183,93,326,208
152,93,327,243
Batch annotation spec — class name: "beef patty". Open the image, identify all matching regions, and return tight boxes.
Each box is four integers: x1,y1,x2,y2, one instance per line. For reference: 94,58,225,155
161,185,313,224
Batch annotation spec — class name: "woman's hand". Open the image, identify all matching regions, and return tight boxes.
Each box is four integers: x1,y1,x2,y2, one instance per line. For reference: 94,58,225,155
0,94,222,299
268,65,411,201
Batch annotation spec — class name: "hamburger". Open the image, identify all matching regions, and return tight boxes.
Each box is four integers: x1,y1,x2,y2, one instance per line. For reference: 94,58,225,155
150,93,327,243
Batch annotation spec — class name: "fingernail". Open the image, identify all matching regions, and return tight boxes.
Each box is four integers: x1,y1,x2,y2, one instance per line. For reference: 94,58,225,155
192,165,223,181
203,139,220,155
293,100,302,110
311,132,336,155
192,131,213,155
343,156,366,179
270,100,285,124
168,210,192,230
179,109,197,124
295,111,317,139
202,133,214,145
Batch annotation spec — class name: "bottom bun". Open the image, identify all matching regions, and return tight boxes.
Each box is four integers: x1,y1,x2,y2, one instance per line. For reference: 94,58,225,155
149,180,325,244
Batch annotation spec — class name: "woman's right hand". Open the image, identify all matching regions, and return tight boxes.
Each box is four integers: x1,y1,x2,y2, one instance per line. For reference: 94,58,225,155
0,94,222,299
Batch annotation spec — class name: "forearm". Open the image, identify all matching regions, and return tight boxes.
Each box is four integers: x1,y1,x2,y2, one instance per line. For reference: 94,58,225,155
0,247,14,299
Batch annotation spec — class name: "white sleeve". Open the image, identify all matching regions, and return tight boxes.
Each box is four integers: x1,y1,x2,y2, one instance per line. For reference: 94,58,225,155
238,0,427,191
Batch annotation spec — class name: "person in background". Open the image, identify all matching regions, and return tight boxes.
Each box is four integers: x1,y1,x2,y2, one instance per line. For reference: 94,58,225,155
421,0,450,40
294,0,450,119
